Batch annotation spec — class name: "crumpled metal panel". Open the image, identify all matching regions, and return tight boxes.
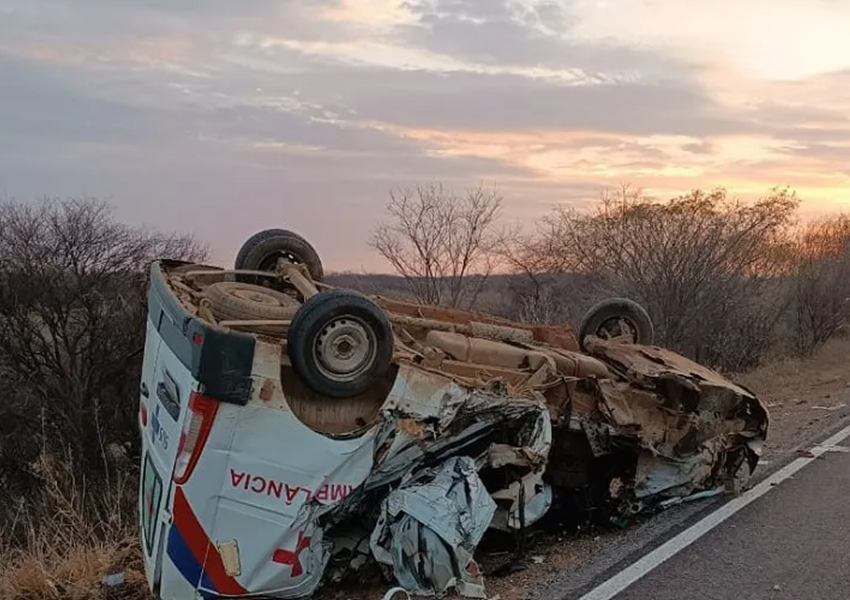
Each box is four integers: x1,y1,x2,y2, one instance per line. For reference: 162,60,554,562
286,365,552,598
286,342,770,598
489,472,553,531
585,337,770,505
370,456,494,599
632,443,719,498
478,402,553,532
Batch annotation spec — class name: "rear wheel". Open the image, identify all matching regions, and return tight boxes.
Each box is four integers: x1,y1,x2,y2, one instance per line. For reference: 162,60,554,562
287,290,394,399
235,229,324,282
578,298,654,351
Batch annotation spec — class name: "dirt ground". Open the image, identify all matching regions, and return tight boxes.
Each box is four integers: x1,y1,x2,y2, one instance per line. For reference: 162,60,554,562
736,338,850,458
325,338,850,600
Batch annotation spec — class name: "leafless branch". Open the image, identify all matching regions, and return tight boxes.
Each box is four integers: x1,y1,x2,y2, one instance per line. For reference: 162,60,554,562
370,182,502,309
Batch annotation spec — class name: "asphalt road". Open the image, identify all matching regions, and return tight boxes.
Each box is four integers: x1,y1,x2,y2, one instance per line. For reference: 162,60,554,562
611,445,850,600
566,425,850,600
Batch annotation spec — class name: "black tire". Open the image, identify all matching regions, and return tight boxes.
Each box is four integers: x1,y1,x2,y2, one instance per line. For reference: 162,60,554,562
578,297,654,351
204,281,300,322
235,229,324,282
287,289,394,399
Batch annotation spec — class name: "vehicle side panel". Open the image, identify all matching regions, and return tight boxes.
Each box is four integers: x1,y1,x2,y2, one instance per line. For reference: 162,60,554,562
147,261,256,405
141,261,259,598
202,341,377,597
159,400,243,598
139,316,164,591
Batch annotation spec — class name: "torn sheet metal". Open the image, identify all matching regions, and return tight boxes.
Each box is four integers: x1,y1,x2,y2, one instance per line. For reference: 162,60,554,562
288,341,769,597
288,365,552,598
632,443,719,499
370,456,494,599
489,472,553,531
478,403,553,532
359,368,552,494
584,337,770,509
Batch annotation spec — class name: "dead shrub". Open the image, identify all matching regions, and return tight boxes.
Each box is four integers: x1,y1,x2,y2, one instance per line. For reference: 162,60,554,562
789,214,850,354
503,185,800,370
0,196,202,598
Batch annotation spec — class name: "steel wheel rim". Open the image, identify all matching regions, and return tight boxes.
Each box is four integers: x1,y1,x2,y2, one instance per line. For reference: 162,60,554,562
312,316,377,382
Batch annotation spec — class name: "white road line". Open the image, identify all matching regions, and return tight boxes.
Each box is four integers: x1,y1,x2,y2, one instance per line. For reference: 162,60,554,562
578,422,850,600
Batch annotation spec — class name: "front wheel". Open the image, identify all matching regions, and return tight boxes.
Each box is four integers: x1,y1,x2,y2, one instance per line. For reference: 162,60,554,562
287,290,394,399
578,297,654,351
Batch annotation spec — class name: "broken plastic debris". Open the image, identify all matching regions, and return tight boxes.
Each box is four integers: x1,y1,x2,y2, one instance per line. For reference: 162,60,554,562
812,403,846,411
382,587,412,600
101,572,125,587
658,487,725,509
813,444,850,453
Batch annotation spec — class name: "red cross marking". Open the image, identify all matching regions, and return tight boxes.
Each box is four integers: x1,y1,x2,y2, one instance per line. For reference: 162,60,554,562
272,531,311,577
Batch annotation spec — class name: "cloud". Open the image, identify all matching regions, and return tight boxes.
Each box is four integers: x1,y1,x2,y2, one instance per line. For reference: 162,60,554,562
0,54,182,147
398,0,691,77
1,0,850,271
0,49,536,180
274,64,746,137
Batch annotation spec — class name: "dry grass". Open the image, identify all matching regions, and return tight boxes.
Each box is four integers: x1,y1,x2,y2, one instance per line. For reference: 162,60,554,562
737,336,850,457
0,451,150,600
738,337,850,396
3,339,850,600
0,539,148,600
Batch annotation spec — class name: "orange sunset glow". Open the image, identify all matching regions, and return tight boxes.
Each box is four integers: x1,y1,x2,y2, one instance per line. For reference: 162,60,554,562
1,0,849,271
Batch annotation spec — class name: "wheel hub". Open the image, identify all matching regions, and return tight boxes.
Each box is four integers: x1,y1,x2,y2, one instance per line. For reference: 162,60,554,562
272,253,300,271
598,317,637,343
314,317,376,382
333,335,355,358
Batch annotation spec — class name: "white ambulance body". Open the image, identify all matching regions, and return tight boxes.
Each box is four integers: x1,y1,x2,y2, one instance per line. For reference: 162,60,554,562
138,244,383,598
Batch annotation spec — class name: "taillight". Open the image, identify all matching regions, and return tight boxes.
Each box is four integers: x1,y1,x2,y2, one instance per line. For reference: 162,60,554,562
140,402,148,427
173,392,218,484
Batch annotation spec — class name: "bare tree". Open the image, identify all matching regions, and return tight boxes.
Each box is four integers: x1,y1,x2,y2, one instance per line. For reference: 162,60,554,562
370,183,502,309
505,184,799,370
0,197,207,514
791,214,850,354
497,216,605,326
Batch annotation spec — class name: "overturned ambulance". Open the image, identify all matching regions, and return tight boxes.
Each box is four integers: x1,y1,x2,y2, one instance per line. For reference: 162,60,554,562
137,229,768,599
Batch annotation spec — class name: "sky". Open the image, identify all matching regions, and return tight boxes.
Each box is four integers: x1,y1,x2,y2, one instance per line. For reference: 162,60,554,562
1,0,850,271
